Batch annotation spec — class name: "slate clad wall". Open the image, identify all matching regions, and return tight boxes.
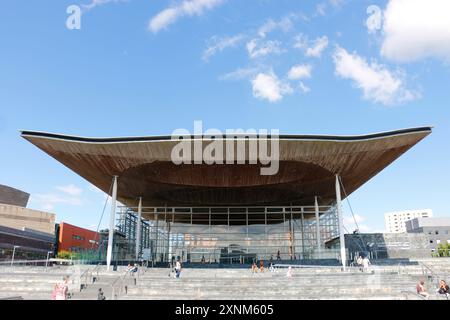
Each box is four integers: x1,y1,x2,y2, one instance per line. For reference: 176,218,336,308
0,184,30,207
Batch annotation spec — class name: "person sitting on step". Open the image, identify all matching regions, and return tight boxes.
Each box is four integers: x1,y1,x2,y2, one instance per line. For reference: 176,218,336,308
416,279,429,299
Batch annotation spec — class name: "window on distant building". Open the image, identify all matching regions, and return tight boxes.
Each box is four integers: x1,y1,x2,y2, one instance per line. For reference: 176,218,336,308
435,231,439,235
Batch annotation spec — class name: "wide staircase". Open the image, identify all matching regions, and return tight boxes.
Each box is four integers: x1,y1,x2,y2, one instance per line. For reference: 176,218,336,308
121,267,443,300
0,258,449,300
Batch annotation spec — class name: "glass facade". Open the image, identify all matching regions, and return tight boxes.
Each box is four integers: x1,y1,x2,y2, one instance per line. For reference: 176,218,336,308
115,205,341,264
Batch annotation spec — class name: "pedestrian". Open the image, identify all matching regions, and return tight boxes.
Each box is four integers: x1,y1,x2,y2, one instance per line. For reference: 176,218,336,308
97,288,106,300
51,276,69,300
175,259,182,278
269,262,274,272
437,280,449,297
286,266,293,278
356,255,363,272
362,256,370,272
416,279,429,299
276,250,281,261
251,262,258,275
259,259,264,272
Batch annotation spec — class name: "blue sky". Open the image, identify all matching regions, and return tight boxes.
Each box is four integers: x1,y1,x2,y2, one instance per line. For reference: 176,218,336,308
0,0,449,232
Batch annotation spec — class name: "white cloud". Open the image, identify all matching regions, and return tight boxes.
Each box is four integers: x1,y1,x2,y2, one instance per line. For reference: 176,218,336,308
306,36,328,57
329,0,345,8
148,0,225,33
202,34,244,61
344,214,366,225
56,184,83,196
298,81,311,94
251,72,293,102
82,0,128,11
333,46,419,105
315,0,345,16
316,3,327,16
287,64,312,80
344,214,379,233
380,0,450,63
246,39,283,59
294,34,328,58
258,16,293,38
33,193,83,211
88,184,104,194
219,67,260,81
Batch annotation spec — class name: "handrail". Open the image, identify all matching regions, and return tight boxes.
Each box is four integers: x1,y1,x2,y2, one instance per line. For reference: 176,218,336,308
419,262,442,289
0,259,62,266
80,268,91,289
110,269,134,300
78,264,101,292
397,263,407,275
401,290,427,300
0,296,24,300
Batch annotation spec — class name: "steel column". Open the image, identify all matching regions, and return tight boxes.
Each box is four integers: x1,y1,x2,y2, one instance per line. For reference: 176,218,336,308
335,174,347,271
135,197,142,260
315,196,321,256
300,207,305,259
106,175,118,271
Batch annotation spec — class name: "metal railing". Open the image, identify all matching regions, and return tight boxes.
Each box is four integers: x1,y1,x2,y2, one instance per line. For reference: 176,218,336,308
419,262,442,289
401,290,427,300
0,296,24,300
0,259,53,266
79,264,102,292
110,269,135,300
397,263,408,275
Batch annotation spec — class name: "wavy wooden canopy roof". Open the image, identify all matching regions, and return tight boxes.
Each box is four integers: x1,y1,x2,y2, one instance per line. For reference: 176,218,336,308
21,127,431,222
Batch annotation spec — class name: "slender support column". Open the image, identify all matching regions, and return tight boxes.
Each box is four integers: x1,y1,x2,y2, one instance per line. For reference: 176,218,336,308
288,217,293,259
315,196,321,257
335,174,347,271
166,221,170,263
300,207,305,259
154,212,159,262
135,197,142,260
246,208,249,256
106,175,118,271
265,208,268,257
290,208,295,259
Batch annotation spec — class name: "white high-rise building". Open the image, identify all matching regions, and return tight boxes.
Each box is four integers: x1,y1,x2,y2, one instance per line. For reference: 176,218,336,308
385,209,433,233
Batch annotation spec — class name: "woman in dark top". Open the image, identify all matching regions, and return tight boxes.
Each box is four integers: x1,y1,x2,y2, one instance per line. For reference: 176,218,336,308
438,280,449,295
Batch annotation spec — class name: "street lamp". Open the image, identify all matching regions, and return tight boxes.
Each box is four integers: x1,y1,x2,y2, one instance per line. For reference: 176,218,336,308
46,251,53,268
11,245,20,267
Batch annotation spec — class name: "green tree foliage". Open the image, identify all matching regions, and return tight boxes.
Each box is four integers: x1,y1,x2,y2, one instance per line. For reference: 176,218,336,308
437,242,450,257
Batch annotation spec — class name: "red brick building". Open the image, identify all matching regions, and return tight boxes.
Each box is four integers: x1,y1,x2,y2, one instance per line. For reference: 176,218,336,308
57,222,99,253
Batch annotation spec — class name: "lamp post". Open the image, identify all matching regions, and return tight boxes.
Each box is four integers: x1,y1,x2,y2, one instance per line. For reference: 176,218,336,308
11,245,20,267
46,251,53,268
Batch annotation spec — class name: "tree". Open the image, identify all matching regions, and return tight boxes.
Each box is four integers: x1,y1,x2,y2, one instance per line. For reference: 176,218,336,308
437,242,450,257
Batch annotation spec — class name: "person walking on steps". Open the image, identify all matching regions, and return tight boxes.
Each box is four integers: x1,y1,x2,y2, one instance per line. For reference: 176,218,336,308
175,259,182,278
97,288,106,300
